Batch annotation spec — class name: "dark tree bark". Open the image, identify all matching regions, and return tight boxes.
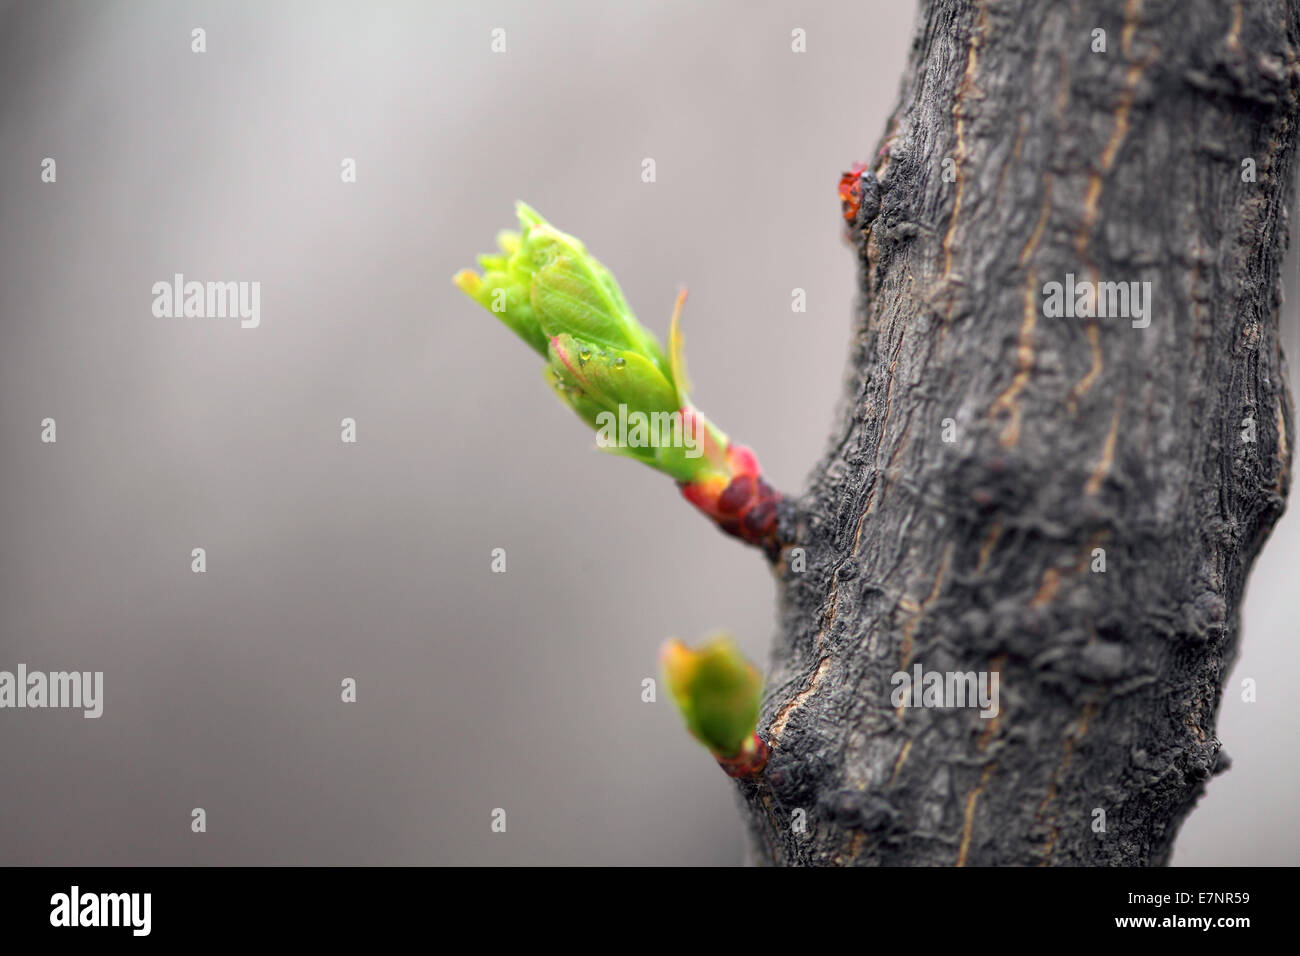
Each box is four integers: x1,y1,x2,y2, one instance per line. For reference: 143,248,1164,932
741,0,1296,865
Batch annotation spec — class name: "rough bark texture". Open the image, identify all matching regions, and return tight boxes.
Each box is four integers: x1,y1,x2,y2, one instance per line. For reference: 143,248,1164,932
740,0,1297,865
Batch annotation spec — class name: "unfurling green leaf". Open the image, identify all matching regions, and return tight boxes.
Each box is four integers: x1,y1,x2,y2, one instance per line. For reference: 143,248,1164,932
454,202,733,487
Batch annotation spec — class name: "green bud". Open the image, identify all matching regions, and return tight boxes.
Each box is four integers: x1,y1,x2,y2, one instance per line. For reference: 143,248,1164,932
456,203,786,559
661,635,763,759
456,202,734,485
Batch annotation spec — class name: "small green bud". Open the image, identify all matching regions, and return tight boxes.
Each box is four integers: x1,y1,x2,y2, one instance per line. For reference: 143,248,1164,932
661,635,763,761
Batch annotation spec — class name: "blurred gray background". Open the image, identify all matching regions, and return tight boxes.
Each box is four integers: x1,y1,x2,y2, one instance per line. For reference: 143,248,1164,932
0,0,1295,866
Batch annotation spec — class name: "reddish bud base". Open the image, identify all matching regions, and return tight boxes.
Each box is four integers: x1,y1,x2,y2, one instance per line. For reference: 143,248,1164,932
681,473,780,561
715,734,770,778
713,473,780,551
680,450,783,560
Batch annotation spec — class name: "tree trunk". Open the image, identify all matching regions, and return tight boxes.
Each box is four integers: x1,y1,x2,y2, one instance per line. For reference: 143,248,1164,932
742,0,1296,866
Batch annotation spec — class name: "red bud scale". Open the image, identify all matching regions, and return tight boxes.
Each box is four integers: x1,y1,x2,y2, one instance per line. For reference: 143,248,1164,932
679,442,783,559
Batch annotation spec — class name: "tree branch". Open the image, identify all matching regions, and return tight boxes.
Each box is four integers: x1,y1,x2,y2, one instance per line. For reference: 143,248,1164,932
741,0,1296,866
